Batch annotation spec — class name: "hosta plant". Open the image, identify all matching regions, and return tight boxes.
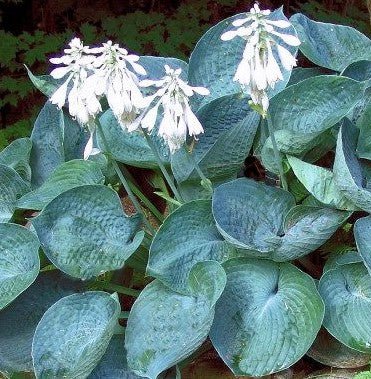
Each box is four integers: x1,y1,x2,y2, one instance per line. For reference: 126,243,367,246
0,3,371,378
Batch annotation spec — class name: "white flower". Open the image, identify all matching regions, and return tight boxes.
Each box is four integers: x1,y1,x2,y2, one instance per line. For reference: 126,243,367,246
220,3,300,114
86,41,148,130
139,65,209,153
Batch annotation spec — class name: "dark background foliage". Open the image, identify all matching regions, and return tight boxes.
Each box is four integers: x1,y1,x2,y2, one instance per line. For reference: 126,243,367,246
0,0,370,149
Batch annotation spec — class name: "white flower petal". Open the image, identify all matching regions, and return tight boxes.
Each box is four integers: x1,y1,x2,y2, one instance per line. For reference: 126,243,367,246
50,66,72,79
276,44,297,70
128,60,147,76
192,86,210,96
83,134,94,160
50,80,69,108
184,102,203,137
141,102,160,131
221,30,239,41
265,19,291,28
270,30,301,46
232,17,250,27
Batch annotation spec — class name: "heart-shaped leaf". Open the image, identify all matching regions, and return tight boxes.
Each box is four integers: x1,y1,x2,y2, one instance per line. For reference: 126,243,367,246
0,272,82,374
0,138,32,183
290,13,371,71
333,120,371,213
32,291,120,378
356,97,371,160
343,60,371,82
32,185,144,280
125,261,226,379
0,164,30,223
26,66,61,97
148,200,238,293
212,178,348,261
171,94,259,184
307,328,371,369
354,216,371,276
188,7,298,109
89,335,141,379
269,76,367,134
17,160,104,210
0,223,40,309
287,67,328,86
210,258,324,376
319,261,371,353
287,155,357,211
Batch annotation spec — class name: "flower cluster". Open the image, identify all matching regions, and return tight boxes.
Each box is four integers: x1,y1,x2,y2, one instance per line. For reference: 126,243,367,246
49,39,208,156
138,65,209,153
49,38,148,158
221,3,300,115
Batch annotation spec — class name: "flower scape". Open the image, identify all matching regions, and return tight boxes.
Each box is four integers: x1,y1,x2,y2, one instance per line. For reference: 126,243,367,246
0,2,370,379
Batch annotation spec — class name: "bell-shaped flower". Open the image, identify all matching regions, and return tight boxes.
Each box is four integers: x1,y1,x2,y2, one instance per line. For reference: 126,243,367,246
220,3,300,115
85,41,148,130
138,65,209,153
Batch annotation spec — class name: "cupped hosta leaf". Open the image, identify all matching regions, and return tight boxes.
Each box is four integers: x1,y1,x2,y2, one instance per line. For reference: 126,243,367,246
32,292,120,379
0,223,40,309
0,272,83,374
125,261,226,379
0,138,32,182
324,251,363,274
287,155,356,211
188,7,298,109
212,178,348,261
32,185,144,280
333,121,371,213
97,110,170,168
274,205,350,261
89,335,141,379
30,101,65,188
210,258,324,376
354,216,371,275
319,261,371,353
138,56,188,81
171,95,259,184
212,178,295,253
148,200,238,293
0,164,30,223
290,13,371,71
17,160,104,210
307,328,371,369
269,76,367,134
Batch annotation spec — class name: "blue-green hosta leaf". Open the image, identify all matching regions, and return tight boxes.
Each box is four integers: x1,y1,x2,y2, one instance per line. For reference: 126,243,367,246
307,328,371,369
212,178,348,261
32,292,120,379
343,60,371,83
188,7,298,109
356,98,371,160
274,205,350,261
210,258,324,376
97,110,170,168
0,223,40,309
26,66,61,97
17,160,104,210
171,95,259,184
89,335,141,379
354,216,371,276
290,13,371,71
0,138,32,183
269,76,367,134
0,164,30,223
333,121,371,213
319,261,371,353
32,185,144,280
138,56,188,81
324,251,363,274
30,101,65,189
148,200,238,293
0,272,83,374
125,261,226,379
287,67,329,86
287,155,357,211
63,111,89,161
